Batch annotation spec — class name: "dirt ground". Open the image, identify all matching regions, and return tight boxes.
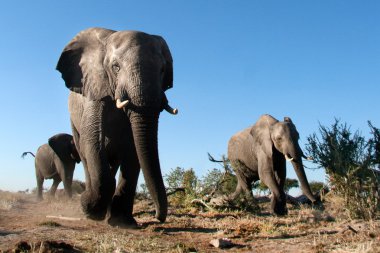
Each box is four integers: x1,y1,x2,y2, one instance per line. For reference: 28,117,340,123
1,191,380,253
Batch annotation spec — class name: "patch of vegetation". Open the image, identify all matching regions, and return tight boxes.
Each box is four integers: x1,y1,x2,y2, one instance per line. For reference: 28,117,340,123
76,231,178,252
203,154,237,197
0,190,24,210
306,119,380,220
309,181,327,194
165,167,200,208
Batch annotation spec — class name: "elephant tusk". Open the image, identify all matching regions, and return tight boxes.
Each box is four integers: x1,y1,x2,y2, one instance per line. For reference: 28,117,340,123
116,98,130,109
164,103,178,115
285,154,294,162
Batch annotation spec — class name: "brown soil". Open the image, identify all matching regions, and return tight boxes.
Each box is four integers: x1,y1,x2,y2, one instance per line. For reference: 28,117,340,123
1,192,380,252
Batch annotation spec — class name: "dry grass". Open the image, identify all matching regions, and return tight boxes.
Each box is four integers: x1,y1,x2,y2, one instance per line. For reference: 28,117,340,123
0,190,25,210
1,191,380,252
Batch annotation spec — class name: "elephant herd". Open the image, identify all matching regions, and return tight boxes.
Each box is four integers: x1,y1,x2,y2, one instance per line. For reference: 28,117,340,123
23,27,318,228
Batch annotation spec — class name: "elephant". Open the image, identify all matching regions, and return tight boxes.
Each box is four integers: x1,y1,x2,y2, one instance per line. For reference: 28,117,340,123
56,27,177,227
227,114,318,215
21,133,81,200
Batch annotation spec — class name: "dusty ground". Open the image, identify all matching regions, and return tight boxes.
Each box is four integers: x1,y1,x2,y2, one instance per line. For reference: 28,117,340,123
0,191,380,252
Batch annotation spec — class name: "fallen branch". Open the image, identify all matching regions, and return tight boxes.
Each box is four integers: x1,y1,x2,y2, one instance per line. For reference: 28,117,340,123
46,215,81,221
166,187,185,197
191,199,216,211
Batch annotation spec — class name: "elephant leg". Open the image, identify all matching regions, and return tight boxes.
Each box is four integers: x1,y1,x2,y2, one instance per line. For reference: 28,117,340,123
35,169,44,201
108,144,140,228
262,175,287,215
259,157,287,215
274,152,286,191
229,160,254,202
62,167,75,199
49,177,61,198
56,159,74,198
79,103,116,220
80,148,115,220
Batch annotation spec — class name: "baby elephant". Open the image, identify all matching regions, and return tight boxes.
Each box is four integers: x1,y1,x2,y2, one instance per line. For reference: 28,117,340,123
228,114,317,215
22,133,81,200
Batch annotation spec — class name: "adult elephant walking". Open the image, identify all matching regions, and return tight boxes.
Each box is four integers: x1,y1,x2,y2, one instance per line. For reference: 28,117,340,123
56,28,177,227
22,133,81,200
228,114,317,215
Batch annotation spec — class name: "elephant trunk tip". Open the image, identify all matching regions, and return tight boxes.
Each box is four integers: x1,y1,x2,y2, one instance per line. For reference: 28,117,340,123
163,103,178,115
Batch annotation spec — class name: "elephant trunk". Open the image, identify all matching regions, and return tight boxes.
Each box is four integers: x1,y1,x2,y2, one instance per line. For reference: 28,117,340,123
291,153,317,203
286,143,317,203
130,112,167,222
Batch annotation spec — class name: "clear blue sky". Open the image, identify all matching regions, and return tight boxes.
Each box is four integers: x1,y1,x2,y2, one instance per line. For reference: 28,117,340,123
0,1,379,192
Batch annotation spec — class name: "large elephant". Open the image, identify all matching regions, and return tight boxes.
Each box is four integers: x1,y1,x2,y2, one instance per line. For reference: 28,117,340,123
56,27,177,227
227,114,317,215
22,133,81,200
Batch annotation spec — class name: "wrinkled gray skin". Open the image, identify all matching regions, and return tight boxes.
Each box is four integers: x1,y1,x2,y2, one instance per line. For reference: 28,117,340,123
228,114,317,215
56,28,176,227
22,133,81,200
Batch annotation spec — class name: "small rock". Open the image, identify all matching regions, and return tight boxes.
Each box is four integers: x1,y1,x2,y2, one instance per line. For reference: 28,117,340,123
209,238,233,249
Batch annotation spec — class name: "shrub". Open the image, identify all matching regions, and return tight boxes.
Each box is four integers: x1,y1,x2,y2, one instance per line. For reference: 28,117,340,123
204,154,237,196
284,178,299,194
308,181,326,194
165,167,200,207
252,181,269,196
135,183,149,200
306,119,380,220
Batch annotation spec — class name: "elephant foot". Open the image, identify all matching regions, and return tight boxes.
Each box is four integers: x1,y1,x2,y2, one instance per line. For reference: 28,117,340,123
81,193,108,221
155,211,167,223
272,205,288,216
272,209,288,216
107,215,138,229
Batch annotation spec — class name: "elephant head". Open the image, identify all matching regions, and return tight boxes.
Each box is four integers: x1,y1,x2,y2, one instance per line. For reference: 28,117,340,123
56,28,176,222
56,28,175,112
252,114,317,203
48,133,81,164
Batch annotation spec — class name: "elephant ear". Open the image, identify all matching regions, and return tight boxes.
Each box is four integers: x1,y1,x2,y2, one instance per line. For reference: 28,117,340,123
154,35,173,91
250,114,279,157
56,27,116,100
48,133,74,162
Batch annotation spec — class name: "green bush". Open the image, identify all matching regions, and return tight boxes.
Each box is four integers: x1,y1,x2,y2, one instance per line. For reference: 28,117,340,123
165,167,200,207
308,181,326,194
284,178,299,194
306,119,380,220
204,154,237,196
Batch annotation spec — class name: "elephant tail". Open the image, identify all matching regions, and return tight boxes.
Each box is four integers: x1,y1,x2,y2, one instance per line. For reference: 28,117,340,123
21,152,35,159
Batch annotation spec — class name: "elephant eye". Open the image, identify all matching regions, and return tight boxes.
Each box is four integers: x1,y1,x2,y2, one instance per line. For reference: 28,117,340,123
112,63,120,74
